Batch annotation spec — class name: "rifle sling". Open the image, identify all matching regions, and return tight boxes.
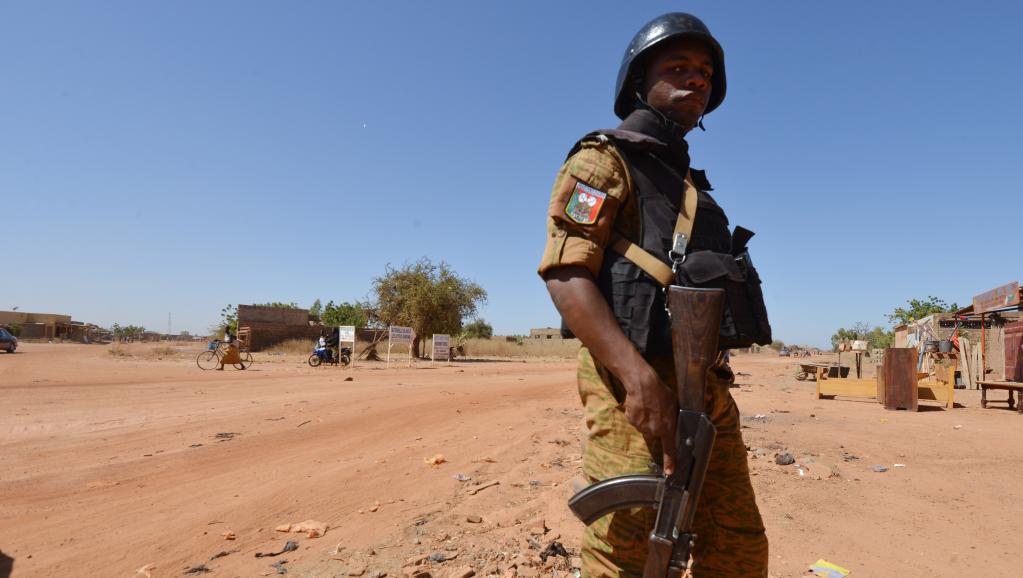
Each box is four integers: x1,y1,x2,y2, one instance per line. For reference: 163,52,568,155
609,171,699,288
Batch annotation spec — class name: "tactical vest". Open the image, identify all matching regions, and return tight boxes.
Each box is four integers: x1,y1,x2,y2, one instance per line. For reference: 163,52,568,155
566,129,733,357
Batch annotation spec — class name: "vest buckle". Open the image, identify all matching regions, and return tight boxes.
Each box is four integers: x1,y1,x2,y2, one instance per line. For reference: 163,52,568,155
669,232,688,274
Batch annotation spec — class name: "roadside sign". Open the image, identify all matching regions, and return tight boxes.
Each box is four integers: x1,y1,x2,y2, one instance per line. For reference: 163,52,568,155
389,326,414,345
973,282,1020,314
432,334,450,363
387,326,415,367
339,325,356,368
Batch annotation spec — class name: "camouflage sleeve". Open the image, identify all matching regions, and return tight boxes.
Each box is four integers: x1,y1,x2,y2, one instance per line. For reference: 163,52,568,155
537,140,631,279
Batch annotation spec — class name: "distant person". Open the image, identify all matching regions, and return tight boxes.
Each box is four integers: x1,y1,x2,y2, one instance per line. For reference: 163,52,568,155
539,13,769,577
325,327,340,348
324,327,341,362
218,328,241,370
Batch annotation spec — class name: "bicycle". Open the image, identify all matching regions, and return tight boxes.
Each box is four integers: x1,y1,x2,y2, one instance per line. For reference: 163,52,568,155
197,340,253,370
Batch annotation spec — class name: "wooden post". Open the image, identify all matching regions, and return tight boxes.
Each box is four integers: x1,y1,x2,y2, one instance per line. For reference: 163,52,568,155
946,359,956,409
960,338,974,389
981,313,986,382
876,359,886,405
882,348,919,411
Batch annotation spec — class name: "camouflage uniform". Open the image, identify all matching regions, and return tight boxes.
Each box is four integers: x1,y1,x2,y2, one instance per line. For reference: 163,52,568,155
577,348,767,577
539,141,768,578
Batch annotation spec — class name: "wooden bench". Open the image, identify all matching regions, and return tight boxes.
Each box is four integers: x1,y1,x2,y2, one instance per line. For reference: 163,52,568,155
979,381,1023,414
815,378,954,409
814,348,956,410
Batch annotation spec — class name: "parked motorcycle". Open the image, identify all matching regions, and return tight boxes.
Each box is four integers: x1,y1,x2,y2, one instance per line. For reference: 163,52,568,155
308,345,352,367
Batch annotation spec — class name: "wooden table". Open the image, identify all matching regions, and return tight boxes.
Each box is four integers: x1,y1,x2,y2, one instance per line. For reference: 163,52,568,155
979,381,1023,414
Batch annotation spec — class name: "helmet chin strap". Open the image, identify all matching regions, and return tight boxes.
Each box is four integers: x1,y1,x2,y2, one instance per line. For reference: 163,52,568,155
633,92,702,137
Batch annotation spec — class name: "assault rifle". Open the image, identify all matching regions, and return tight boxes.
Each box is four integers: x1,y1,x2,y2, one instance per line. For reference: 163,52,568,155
568,286,724,578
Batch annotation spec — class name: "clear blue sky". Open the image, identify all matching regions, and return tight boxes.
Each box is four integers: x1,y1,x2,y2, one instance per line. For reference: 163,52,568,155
4,1,1021,346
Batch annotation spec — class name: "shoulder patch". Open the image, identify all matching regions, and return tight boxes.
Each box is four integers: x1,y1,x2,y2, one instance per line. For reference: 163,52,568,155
564,181,608,225
566,146,627,197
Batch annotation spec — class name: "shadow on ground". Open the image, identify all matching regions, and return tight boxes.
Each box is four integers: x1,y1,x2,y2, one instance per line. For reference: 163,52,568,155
0,550,13,578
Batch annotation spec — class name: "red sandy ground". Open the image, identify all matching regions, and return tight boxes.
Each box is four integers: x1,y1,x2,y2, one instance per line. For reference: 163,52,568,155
1,343,1021,578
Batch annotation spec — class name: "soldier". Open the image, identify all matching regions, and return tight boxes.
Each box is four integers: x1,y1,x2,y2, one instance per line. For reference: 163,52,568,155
539,13,769,578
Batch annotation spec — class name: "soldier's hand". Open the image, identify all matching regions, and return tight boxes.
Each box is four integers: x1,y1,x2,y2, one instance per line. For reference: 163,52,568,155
621,365,679,475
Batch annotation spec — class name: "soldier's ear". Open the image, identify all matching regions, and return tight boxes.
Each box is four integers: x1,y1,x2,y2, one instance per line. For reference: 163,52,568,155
632,71,646,95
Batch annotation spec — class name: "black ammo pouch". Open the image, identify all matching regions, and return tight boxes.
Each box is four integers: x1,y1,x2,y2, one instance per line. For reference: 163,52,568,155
672,226,772,349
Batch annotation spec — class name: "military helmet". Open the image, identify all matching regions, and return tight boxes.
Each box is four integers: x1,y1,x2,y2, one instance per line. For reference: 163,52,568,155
614,12,727,119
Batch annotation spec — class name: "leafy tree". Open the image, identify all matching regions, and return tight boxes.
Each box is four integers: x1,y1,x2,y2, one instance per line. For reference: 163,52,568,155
461,319,493,339
866,326,894,349
321,300,371,328
252,301,299,309
768,340,786,351
309,298,323,319
887,296,959,326
209,304,238,338
830,327,858,350
5,324,21,337
831,323,894,351
111,323,146,342
373,258,487,357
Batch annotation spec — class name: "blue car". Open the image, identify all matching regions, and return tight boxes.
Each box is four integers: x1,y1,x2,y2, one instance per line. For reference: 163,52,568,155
0,327,17,353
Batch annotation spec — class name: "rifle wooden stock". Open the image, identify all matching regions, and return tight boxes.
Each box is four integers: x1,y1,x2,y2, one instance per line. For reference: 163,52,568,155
667,286,725,410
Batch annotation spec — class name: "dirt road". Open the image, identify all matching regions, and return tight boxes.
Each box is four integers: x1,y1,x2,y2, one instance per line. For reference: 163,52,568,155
1,343,1021,577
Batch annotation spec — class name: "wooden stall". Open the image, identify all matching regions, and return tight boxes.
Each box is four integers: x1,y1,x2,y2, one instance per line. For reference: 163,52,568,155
816,347,955,410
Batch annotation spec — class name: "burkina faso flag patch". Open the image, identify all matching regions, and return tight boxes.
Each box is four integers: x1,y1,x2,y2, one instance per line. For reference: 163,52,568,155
564,181,607,225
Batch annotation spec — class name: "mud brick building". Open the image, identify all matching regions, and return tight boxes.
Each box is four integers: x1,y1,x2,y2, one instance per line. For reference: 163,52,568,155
0,310,91,341
237,304,322,351
530,327,562,340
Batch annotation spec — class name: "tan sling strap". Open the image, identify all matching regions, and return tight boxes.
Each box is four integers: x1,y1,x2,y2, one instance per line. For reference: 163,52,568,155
609,171,699,288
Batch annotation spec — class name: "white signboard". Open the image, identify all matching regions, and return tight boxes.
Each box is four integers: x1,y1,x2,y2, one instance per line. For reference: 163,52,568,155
432,334,450,362
387,326,415,367
339,325,356,368
389,326,414,345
